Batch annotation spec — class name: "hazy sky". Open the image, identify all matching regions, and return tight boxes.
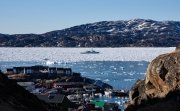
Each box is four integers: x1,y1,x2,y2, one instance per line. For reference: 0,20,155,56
0,0,180,34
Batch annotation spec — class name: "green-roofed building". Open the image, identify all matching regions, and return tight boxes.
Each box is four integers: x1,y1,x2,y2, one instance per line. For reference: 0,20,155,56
90,100,105,108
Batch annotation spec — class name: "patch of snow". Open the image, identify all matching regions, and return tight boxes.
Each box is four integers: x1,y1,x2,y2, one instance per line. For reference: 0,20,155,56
135,22,151,30
153,26,160,30
124,29,129,32
160,27,167,30
177,25,180,29
107,28,116,32
160,32,165,35
151,23,156,27
127,20,135,25
91,23,98,26
138,22,148,27
143,31,149,36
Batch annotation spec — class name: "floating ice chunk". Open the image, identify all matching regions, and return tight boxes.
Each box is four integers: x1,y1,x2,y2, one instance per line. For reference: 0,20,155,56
137,63,144,66
96,78,101,80
103,79,110,82
46,61,56,65
120,66,124,70
124,78,135,81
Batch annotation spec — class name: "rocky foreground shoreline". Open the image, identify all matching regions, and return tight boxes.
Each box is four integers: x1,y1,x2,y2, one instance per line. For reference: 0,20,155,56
125,47,180,111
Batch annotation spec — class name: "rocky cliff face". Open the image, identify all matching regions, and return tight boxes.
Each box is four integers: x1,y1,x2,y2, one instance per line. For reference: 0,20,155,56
0,71,48,111
125,47,180,111
0,19,180,47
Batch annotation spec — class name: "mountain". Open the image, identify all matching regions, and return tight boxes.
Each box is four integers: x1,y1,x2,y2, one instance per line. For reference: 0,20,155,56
0,19,180,47
0,71,48,111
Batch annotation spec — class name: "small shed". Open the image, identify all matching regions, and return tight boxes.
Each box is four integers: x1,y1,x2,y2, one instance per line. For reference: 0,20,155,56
36,94,73,111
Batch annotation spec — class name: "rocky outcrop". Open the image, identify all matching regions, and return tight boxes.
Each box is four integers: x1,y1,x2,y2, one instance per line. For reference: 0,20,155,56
0,71,48,111
125,47,180,111
0,19,180,47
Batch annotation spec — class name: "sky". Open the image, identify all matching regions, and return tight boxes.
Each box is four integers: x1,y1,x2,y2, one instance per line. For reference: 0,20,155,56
0,0,180,34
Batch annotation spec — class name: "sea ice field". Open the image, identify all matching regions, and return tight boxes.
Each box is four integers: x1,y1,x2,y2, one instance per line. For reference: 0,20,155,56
0,47,175,62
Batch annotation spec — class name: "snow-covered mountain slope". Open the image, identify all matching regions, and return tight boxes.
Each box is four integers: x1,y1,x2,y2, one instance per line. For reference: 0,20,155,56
0,19,180,47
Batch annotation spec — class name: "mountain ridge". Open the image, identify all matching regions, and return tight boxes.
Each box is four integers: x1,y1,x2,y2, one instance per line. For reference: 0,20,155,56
0,19,180,47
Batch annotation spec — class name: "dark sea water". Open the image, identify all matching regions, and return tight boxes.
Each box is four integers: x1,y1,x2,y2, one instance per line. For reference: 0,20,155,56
0,61,148,90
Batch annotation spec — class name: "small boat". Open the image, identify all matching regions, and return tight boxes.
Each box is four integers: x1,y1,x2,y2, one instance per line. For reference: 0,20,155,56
81,49,99,54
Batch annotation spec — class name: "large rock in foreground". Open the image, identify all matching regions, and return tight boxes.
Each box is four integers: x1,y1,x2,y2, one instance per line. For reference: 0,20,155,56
125,47,180,111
